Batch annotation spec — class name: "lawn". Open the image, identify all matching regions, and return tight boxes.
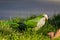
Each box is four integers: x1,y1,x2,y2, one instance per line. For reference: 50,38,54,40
0,14,60,40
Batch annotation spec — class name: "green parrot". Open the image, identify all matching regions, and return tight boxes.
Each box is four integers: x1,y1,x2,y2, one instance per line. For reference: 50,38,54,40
24,14,48,31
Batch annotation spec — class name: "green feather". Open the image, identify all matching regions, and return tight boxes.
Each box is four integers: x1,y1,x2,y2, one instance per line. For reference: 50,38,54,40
24,15,43,28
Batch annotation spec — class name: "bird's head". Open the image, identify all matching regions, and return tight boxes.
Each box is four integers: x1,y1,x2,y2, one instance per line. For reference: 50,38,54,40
43,14,48,20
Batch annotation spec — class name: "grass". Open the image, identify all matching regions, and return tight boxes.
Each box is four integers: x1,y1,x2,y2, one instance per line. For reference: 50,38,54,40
0,14,60,40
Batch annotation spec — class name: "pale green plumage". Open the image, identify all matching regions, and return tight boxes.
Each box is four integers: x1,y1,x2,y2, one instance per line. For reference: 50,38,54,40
24,15,43,28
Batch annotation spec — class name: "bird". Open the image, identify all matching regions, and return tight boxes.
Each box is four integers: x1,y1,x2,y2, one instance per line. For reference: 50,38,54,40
24,14,48,31
34,14,48,31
